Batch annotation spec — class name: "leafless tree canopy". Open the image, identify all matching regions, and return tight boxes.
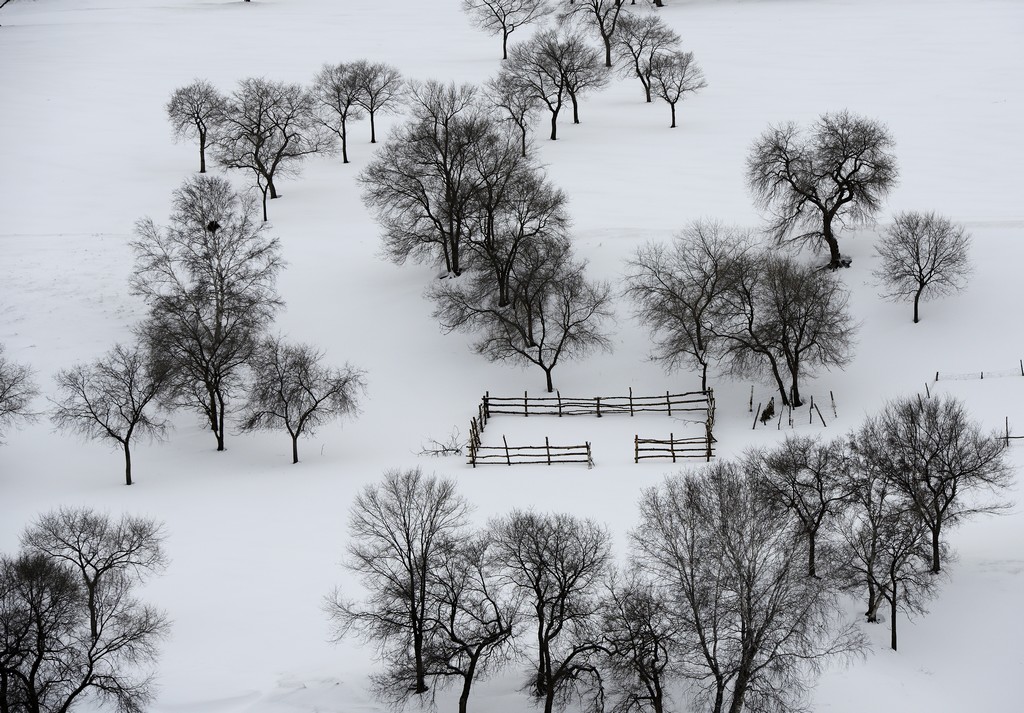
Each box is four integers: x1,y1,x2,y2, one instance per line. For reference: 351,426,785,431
238,336,366,464
852,395,1012,574
633,462,865,713
462,0,554,59
746,110,898,269
166,79,226,173
562,0,629,68
873,211,973,323
1,508,169,713
624,220,751,391
213,77,333,220
613,12,679,103
0,344,38,443
50,341,171,486
311,63,367,164
648,50,706,128
490,511,612,713
350,60,405,144
131,175,283,451
486,71,541,157
328,468,470,700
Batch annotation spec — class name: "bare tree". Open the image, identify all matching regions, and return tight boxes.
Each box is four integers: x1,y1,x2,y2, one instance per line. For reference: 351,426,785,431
563,0,629,68
837,463,939,651
166,79,226,173
613,12,679,103
213,77,333,220
649,50,706,128
4,508,170,713
463,0,554,60
361,81,490,277
351,60,405,144
873,211,973,323
131,175,283,451
854,395,1012,574
487,70,541,157
753,434,855,577
328,468,470,701
490,511,612,713
432,239,613,392
624,221,750,391
633,461,865,713
238,336,366,464
747,111,899,269
0,344,38,443
50,342,171,486
311,62,366,164
599,570,680,713
505,29,583,141
718,251,857,407
424,534,519,713
559,31,609,125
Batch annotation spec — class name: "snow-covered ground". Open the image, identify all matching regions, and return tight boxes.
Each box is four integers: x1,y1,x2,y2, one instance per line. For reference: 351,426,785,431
1,0,1023,711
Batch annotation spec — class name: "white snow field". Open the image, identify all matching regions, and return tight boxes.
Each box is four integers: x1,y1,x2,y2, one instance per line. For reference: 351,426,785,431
1,0,1023,711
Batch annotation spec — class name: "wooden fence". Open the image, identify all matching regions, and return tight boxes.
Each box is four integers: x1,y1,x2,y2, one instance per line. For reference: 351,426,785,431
635,433,714,463
467,420,593,467
935,360,1024,381
479,388,714,425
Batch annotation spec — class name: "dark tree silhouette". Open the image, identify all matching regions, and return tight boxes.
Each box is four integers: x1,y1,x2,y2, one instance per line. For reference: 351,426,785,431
213,77,333,220
1,508,169,713
0,344,38,443
328,469,470,701
649,50,706,128
50,342,171,486
238,337,365,464
613,12,679,103
873,211,973,323
747,111,898,269
131,175,283,451
563,0,629,68
351,60,404,144
487,70,541,157
853,395,1012,573
462,0,554,60
311,62,366,164
166,79,226,173
491,511,612,713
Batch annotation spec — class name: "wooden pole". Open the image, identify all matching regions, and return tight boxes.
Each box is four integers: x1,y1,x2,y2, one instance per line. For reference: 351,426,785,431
586,441,593,468
629,386,634,416
830,390,837,418
749,385,754,412
1020,359,1023,376
809,397,814,425
935,371,939,382
557,390,563,417
814,403,827,427
924,382,930,398
752,403,761,430
635,435,639,464
524,391,528,417
596,396,602,418
546,436,551,465
670,432,676,463
667,390,673,417
484,391,490,421
705,423,712,462
503,435,511,466
777,404,784,430
1006,417,1010,447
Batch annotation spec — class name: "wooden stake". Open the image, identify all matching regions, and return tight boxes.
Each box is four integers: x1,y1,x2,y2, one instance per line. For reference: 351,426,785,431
524,391,528,417
635,435,639,464
545,436,551,465
666,390,673,417
814,402,827,427
752,403,762,430
670,432,676,463
830,390,837,418
749,385,754,413
503,435,511,466
596,396,602,418
629,386,634,416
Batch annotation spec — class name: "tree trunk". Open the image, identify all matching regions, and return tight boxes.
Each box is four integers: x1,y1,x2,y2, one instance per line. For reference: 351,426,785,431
267,175,278,199
866,578,881,623
603,37,613,68
291,434,299,464
701,360,708,391
199,131,207,173
569,90,580,124
643,79,652,103
216,389,226,452
458,655,479,713
889,586,898,651
502,30,510,61
913,284,924,323
822,218,843,269
728,666,750,713
544,367,554,393
341,123,349,164
669,101,677,129
124,441,133,486
790,377,802,408
520,125,528,157
807,531,816,577
369,110,377,143
930,526,941,573
413,629,428,694
549,108,559,140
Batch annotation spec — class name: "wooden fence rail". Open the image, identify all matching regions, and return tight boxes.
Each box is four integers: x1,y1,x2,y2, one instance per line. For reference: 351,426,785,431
469,433,593,467
481,388,713,422
635,433,715,463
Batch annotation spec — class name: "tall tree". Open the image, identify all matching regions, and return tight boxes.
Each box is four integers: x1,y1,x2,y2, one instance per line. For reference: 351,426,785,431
360,81,489,277
649,50,706,128
853,395,1012,573
747,110,898,269
0,344,38,443
50,341,171,486
559,31,609,125
624,221,750,391
613,12,679,103
504,29,578,141
487,70,541,157
311,62,366,164
462,0,554,60
328,469,470,700
873,211,973,323
491,511,612,713
238,336,366,464
563,0,628,68
213,77,333,220
350,60,405,144
634,461,865,713
131,175,283,451
166,79,226,173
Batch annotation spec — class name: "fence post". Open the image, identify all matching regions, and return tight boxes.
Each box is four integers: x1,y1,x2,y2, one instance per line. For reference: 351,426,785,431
670,432,676,464
666,391,673,417
635,435,639,464
596,396,602,418
484,392,490,421
749,385,754,413
545,436,551,465
503,435,511,466
524,391,529,417
1020,359,1023,376
629,386,634,417
586,441,593,468
557,390,563,417
705,423,712,462
752,403,761,430
935,371,939,382
830,390,837,418
814,403,827,427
